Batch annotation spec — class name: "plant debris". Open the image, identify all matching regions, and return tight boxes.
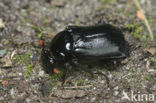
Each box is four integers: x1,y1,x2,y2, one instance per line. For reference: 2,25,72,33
0,18,5,28
53,89,86,99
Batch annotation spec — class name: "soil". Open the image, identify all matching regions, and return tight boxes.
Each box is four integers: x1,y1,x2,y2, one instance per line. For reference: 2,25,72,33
0,0,156,103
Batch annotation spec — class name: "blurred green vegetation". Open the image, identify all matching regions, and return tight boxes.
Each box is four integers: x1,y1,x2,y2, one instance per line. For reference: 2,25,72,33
13,53,32,76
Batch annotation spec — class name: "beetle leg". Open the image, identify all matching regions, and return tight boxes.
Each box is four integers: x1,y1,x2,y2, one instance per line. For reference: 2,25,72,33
61,62,72,85
61,69,67,86
93,72,110,88
72,61,110,87
71,61,94,77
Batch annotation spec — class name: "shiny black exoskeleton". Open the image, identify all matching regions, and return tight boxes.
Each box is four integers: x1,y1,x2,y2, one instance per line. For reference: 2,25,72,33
41,24,128,74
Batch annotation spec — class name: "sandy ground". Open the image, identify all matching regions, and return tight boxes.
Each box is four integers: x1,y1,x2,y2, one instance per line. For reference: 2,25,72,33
0,0,156,103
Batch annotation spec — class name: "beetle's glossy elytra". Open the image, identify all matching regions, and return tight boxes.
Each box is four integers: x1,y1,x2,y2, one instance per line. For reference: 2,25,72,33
41,24,128,74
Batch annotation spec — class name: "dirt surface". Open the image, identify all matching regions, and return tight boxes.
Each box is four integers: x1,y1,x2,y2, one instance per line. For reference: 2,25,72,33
0,0,156,103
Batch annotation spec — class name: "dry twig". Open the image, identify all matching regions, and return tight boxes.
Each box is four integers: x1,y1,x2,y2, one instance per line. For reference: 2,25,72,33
133,0,154,40
63,85,92,89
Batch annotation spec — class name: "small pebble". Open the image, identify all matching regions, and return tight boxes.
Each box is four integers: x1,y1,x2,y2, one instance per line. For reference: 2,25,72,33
38,71,44,76
10,88,15,96
101,80,105,84
107,88,110,90
0,18,5,28
114,86,119,90
114,91,119,96
91,97,96,101
108,74,113,79
0,49,7,57
19,73,22,76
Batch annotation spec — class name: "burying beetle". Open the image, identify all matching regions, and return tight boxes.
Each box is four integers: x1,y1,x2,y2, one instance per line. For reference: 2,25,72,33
41,24,128,82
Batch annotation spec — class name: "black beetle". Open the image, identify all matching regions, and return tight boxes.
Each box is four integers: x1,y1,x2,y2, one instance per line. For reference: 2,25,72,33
41,24,128,75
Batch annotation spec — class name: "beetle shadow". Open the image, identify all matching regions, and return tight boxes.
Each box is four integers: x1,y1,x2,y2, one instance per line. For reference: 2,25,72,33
67,58,127,77
61,58,127,87
96,59,126,71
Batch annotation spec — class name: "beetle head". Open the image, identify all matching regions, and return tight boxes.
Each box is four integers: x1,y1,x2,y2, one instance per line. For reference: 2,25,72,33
41,45,61,75
41,47,54,74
